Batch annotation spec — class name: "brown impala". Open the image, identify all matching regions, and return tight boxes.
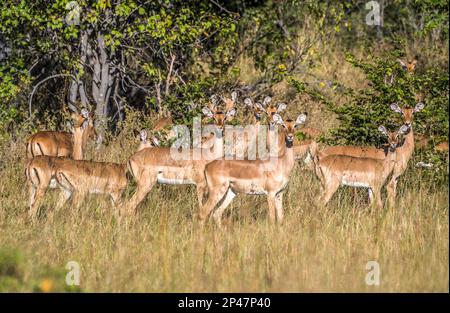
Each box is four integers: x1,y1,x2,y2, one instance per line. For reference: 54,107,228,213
26,107,96,160
25,121,168,220
198,112,307,227
123,104,236,215
315,125,409,210
25,156,128,219
317,102,424,202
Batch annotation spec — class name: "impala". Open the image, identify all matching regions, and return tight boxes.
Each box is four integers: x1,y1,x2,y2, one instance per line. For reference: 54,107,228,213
315,125,409,210
25,123,154,219
25,156,128,219
123,105,236,215
385,102,424,202
198,112,307,227
26,107,96,160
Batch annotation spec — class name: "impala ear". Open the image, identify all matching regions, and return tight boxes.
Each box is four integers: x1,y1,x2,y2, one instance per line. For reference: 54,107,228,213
202,106,214,118
244,98,253,107
294,113,307,127
263,96,272,106
80,108,90,119
150,136,160,147
378,125,388,136
210,94,219,106
231,91,237,102
399,124,410,135
414,102,424,113
397,58,407,68
272,113,284,125
226,107,237,118
390,103,402,114
277,103,287,113
140,129,148,142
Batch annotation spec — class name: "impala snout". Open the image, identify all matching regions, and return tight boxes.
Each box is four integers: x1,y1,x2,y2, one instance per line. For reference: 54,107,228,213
389,142,398,152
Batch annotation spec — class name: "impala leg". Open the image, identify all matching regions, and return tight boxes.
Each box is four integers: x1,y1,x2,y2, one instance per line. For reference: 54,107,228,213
124,176,156,216
319,178,339,207
27,168,49,220
212,189,236,228
55,189,72,211
198,184,228,226
267,193,276,223
110,189,124,218
55,172,73,212
371,188,383,210
29,187,46,220
274,192,284,223
196,181,207,207
386,175,398,204
28,184,36,212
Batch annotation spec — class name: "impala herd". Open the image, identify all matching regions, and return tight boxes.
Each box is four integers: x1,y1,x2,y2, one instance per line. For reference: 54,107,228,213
24,92,426,226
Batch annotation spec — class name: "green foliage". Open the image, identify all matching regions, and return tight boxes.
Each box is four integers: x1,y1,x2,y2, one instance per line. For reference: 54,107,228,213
236,1,350,83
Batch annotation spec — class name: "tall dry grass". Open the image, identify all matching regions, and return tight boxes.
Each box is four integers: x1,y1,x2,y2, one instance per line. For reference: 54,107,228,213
0,123,448,292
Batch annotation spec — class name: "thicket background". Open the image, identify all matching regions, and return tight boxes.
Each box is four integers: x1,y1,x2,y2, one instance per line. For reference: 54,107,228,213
0,0,448,292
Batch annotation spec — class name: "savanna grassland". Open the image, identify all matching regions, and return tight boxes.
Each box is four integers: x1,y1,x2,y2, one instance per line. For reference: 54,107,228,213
0,106,448,292
0,0,448,292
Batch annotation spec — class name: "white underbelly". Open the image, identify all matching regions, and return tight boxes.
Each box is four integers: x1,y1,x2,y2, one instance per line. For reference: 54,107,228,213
341,178,370,188
157,173,195,185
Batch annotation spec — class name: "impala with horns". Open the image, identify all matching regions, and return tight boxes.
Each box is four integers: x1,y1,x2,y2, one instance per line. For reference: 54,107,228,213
123,105,236,215
26,106,96,160
315,125,409,210
25,155,128,219
198,112,307,227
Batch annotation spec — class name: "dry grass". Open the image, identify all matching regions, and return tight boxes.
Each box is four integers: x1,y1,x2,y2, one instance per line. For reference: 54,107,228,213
0,131,448,292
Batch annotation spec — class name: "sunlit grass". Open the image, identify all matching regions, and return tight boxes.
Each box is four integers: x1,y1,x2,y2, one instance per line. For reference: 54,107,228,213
0,134,448,292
